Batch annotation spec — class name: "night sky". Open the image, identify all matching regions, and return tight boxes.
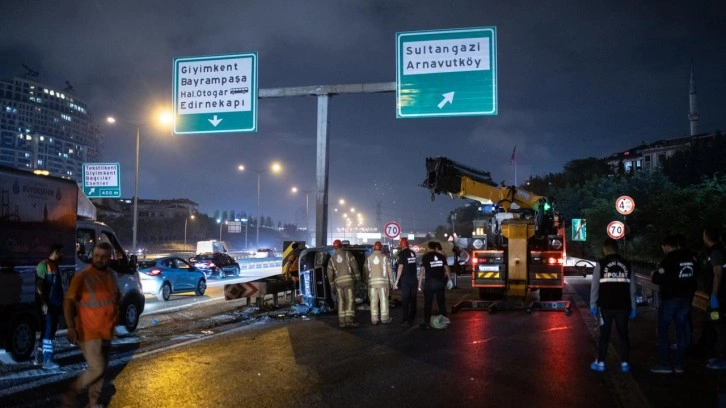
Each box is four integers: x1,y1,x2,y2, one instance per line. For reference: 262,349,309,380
1,0,724,233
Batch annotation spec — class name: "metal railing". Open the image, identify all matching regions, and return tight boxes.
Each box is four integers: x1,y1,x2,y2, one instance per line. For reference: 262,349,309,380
634,271,708,312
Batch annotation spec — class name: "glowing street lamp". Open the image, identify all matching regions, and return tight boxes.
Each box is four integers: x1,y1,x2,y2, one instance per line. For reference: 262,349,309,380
184,214,195,247
106,111,171,253
238,162,282,249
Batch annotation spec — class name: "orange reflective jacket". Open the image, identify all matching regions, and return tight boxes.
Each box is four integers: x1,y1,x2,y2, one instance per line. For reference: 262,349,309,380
77,271,118,339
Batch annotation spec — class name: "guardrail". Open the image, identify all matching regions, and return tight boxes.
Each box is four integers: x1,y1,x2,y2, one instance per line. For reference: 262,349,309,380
237,257,283,270
633,271,708,312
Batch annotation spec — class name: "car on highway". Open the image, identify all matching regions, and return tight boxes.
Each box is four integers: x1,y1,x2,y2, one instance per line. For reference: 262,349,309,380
138,256,207,301
189,252,241,279
255,248,278,258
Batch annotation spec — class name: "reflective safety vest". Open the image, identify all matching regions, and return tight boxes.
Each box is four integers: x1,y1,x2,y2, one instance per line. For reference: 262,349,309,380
366,251,393,288
77,271,118,339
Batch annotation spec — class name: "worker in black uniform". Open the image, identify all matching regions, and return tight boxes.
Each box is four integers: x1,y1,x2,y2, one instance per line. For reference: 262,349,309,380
394,238,418,326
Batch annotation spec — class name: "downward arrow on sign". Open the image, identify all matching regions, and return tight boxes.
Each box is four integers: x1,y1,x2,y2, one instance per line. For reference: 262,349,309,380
208,115,223,127
437,92,455,109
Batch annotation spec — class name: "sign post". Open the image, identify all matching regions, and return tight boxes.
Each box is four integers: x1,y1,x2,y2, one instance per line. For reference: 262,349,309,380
173,53,258,134
82,163,121,198
396,26,497,118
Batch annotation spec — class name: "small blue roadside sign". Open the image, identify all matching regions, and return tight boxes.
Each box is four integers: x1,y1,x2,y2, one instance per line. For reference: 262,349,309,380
82,163,121,198
572,218,587,242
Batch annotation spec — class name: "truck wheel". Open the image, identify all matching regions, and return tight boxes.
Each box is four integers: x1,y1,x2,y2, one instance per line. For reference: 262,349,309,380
195,279,207,296
158,283,172,301
120,297,141,332
7,314,37,361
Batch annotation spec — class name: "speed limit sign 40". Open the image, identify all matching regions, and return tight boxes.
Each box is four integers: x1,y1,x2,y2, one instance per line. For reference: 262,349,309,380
384,221,401,239
615,195,635,215
607,221,626,240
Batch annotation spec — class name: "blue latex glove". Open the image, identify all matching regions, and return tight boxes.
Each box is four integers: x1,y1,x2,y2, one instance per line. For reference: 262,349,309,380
711,295,720,310
590,306,598,318
629,309,636,319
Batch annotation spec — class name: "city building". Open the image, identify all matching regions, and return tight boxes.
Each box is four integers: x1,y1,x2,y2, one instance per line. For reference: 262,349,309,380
94,197,198,220
0,73,102,182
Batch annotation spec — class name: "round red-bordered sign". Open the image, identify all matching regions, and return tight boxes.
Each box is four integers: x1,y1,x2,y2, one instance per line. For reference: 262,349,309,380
607,221,626,239
384,221,401,239
615,196,635,215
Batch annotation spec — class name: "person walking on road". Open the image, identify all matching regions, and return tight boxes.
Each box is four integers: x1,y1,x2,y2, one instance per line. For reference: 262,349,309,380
590,238,636,373
650,234,697,374
327,239,361,328
703,227,726,370
418,241,451,330
365,241,394,325
394,238,419,326
62,242,120,408
34,243,65,370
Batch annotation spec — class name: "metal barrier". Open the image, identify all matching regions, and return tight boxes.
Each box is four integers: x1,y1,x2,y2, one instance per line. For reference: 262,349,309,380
634,272,708,312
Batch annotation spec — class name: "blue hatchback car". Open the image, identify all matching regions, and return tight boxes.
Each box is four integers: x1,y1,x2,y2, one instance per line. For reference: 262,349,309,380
138,256,207,301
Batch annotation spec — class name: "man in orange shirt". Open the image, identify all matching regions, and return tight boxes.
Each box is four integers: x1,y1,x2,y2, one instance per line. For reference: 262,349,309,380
62,242,120,408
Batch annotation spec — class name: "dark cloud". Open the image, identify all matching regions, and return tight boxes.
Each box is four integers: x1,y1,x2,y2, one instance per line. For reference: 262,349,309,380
1,0,724,232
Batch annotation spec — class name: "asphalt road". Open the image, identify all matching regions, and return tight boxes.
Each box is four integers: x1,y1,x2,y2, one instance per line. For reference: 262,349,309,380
1,274,724,407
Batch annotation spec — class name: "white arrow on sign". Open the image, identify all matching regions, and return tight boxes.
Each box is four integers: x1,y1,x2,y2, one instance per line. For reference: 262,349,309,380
437,92,455,109
208,115,223,127
88,187,95,195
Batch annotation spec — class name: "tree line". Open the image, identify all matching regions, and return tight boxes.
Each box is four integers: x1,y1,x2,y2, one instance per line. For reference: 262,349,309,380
440,134,726,265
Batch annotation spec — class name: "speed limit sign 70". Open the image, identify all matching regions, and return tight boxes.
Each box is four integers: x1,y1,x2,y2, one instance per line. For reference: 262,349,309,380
384,221,401,239
607,221,626,240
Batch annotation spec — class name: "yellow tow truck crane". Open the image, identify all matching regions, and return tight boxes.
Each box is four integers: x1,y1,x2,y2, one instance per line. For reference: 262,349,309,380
424,157,570,314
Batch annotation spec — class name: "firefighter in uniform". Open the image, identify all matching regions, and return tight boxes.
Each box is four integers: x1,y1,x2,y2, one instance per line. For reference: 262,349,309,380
327,239,361,328
62,242,120,407
365,241,394,325
589,237,636,373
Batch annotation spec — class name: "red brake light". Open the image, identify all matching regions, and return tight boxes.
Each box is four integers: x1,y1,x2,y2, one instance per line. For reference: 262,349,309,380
145,268,162,276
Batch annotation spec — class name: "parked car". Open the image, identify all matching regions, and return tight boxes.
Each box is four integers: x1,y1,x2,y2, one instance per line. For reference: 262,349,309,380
138,257,207,301
189,252,241,279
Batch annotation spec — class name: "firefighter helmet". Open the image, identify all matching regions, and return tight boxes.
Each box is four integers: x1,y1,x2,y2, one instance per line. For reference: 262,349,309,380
400,237,409,249
373,241,382,251
333,239,342,249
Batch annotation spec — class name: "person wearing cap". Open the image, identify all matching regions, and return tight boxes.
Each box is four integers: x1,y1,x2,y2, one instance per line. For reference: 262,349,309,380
394,237,419,326
34,243,65,369
365,241,394,325
327,239,361,328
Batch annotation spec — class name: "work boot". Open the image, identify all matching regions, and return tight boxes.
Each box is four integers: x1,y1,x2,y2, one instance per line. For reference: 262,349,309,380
347,320,359,328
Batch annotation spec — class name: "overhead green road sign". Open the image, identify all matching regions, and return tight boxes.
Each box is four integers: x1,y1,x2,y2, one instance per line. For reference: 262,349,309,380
82,163,120,198
396,27,497,118
173,53,258,134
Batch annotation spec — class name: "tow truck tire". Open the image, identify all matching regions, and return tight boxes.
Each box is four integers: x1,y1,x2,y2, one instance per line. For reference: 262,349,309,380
120,297,142,332
7,314,37,361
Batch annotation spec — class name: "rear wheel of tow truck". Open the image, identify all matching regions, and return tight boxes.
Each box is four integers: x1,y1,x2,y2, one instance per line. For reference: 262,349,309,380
7,313,37,361
540,288,563,301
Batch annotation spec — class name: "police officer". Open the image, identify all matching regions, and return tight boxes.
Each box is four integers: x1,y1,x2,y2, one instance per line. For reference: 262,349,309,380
418,241,451,330
394,238,418,326
590,238,636,373
650,234,697,373
326,240,361,328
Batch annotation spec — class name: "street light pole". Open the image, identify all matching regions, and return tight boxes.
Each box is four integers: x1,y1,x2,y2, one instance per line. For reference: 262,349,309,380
184,214,195,247
133,126,139,254
241,218,248,250
256,172,261,249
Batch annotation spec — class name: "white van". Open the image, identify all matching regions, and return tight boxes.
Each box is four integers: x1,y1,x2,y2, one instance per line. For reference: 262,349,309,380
196,240,228,254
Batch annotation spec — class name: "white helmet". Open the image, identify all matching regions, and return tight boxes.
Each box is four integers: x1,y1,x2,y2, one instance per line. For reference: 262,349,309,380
430,314,450,329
